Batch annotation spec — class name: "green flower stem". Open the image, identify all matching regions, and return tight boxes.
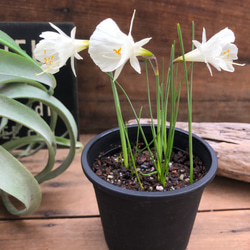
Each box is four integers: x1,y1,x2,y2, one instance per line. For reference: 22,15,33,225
108,73,128,168
155,73,163,176
177,23,194,184
113,76,158,172
145,59,165,178
123,118,143,190
145,59,155,128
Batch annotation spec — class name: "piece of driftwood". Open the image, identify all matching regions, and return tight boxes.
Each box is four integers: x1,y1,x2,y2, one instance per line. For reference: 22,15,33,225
128,119,250,183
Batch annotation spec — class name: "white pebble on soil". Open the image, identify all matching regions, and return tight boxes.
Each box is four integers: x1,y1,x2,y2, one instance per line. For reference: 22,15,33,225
156,185,164,191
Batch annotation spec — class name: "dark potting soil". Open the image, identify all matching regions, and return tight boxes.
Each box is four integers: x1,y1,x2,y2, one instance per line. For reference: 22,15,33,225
91,144,207,192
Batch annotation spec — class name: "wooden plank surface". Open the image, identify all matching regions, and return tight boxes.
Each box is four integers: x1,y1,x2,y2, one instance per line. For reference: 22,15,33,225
189,210,250,250
0,0,249,133
1,134,250,219
0,134,249,249
0,211,249,250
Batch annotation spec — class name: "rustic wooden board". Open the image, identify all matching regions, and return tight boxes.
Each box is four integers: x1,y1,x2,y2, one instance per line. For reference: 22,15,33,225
0,134,250,219
0,0,249,133
0,218,107,250
188,210,250,250
0,134,249,249
0,210,249,250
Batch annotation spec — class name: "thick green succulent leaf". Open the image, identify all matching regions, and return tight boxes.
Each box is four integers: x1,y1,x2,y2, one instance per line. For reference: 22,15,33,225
0,30,29,58
0,146,41,216
0,94,56,182
0,75,48,92
0,30,54,81
0,49,56,89
1,83,80,182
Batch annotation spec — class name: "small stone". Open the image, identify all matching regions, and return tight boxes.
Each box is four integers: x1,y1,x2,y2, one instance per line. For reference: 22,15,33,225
107,175,113,179
156,185,164,191
179,174,184,180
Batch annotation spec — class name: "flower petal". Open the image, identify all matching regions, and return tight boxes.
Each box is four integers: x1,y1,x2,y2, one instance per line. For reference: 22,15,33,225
71,27,76,39
202,28,207,44
130,55,141,74
71,56,76,76
177,27,244,75
89,18,128,72
88,11,152,80
49,22,67,37
34,23,88,76
114,64,125,81
135,37,152,50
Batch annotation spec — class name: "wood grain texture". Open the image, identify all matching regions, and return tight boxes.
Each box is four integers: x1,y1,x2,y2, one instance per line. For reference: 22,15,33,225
0,211,249,250
188,210,250,250
0,135,249,249
0,0,249,133
0,134,250,220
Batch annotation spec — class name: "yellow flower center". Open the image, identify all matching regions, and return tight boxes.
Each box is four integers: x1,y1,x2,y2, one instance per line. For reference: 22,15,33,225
43,50,54,65
113,47,122,55
223,49,230,60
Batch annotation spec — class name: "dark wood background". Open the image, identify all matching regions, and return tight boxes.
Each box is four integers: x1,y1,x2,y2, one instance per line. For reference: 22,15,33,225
0,0,249,133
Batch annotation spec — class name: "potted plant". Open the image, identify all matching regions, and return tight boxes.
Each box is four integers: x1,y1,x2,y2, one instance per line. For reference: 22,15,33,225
32,10,244,249
81,124,218,250
0,27,85,216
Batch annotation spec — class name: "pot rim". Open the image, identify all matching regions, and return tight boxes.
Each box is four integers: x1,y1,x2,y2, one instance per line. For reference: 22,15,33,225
81,124,218,200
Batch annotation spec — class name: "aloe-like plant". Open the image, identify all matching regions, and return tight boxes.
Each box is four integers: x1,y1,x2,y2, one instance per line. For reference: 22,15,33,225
0,30,82,216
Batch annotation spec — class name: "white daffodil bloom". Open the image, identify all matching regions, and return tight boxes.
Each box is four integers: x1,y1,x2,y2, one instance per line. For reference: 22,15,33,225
175,27,245,75
88,10,153,80
34,22,89,76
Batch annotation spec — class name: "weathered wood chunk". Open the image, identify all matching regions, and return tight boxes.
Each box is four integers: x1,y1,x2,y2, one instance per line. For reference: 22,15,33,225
128,119,250,183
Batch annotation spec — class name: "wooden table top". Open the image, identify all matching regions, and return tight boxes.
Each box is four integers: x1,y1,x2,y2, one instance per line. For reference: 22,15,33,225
0,134,249,250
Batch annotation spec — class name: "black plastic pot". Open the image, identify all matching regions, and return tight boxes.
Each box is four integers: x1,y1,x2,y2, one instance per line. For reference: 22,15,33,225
81,124,218,250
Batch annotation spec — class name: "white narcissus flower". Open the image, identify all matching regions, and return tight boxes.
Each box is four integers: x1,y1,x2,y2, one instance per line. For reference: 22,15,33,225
175,27,245,75
34,22,89,76
88,10,153,81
